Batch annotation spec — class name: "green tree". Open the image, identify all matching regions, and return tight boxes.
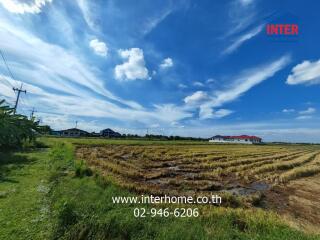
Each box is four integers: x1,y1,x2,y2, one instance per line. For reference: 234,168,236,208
0,100,39,150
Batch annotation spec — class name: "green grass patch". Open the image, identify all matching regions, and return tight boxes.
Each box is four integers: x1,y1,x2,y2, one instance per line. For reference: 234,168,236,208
1,138,319,239
0,151,53,240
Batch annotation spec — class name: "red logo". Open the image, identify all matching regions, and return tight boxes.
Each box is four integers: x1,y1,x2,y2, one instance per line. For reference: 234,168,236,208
266,24,298,35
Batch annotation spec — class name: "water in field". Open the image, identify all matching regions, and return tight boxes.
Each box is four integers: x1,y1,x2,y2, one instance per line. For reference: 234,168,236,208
221,182,271,196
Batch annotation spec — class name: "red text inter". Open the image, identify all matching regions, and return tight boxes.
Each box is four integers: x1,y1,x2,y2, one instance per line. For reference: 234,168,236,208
266,24,298,35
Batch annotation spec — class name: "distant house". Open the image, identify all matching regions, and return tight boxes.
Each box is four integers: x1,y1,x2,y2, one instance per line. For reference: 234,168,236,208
90,132,101,137
51,130,62,136
100,128,121,138
59,128,89,137
209,135,262,144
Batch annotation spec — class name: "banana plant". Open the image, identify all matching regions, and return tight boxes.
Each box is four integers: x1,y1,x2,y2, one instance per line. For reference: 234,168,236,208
0,99,40,150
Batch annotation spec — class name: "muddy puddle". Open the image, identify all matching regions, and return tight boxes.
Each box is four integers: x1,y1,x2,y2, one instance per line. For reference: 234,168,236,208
145,175,271,196
219,182,271,196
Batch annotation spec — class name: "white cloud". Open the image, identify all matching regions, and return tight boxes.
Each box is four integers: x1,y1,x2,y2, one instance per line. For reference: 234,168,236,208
296,115,312,120
114,48,150,81
45,6,77,45
205,55,290,108
206,78,216,84
0,20,150,110
214,109,233,118
184,91,208,105
0,0,52,14
193,81,205,87
178,83,187,89
0,20,109,99
181,55,290,120
282,108,295,113
0,75,16,101
142,7,172,35
199,106,233,120
153,104,192,123
36,112,87,131
286,59,320,85
224,0,258,38
299,107,316,115
223,24,263,55
171,121,180,127
149,123,160,128
198,105,212,120
89,39,108,57
159,57,173,69
0,76,192,128
0,18,195,128
239,0,254,6
77,0,99,31
183,55,290,120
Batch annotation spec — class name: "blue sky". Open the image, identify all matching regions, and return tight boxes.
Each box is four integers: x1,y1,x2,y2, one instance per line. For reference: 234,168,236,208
1,0,320,142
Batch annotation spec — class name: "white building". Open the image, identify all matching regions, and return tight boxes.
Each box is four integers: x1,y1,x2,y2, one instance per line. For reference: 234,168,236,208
58,128,89,137
209,135,262,144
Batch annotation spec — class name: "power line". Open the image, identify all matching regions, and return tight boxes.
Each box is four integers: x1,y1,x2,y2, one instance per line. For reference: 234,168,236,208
0,53,15,92
0,72,15,90
0,50,17,86
24,90,32,106
20,102,32,116
30,107,36,120
0,50,32,115
0,49,18,109
19,92,31,110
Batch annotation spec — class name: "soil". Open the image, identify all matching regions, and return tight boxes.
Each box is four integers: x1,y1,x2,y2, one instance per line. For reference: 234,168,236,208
264,174,320,233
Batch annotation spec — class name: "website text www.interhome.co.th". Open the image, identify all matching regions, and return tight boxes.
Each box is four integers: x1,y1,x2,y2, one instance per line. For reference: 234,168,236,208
112,194,222,205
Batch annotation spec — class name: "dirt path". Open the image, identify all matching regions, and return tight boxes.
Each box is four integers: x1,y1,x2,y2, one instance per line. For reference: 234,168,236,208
265,174,320,233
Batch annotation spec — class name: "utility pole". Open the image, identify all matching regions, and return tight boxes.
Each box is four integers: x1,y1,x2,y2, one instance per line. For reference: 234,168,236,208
13,83,26,114
30,107,36,120
75,121,78,128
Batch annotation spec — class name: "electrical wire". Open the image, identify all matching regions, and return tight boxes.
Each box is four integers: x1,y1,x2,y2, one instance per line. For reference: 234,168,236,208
0,50,31,113
0,49,18,87
0,49,18,108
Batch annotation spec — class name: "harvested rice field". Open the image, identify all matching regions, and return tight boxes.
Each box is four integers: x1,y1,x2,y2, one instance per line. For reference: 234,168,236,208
76,142,320,232
75,142,320,232
75,144,319,193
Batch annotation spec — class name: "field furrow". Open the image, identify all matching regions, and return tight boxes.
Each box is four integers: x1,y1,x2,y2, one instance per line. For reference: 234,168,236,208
76,144,320,198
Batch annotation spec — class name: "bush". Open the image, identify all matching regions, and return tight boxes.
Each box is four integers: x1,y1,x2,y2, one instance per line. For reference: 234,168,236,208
54,200,79,240
0,99,39,150
94,171,110,188
75,160,93,178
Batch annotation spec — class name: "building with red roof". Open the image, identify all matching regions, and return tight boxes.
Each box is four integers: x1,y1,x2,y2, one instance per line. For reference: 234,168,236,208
209,135,262,144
